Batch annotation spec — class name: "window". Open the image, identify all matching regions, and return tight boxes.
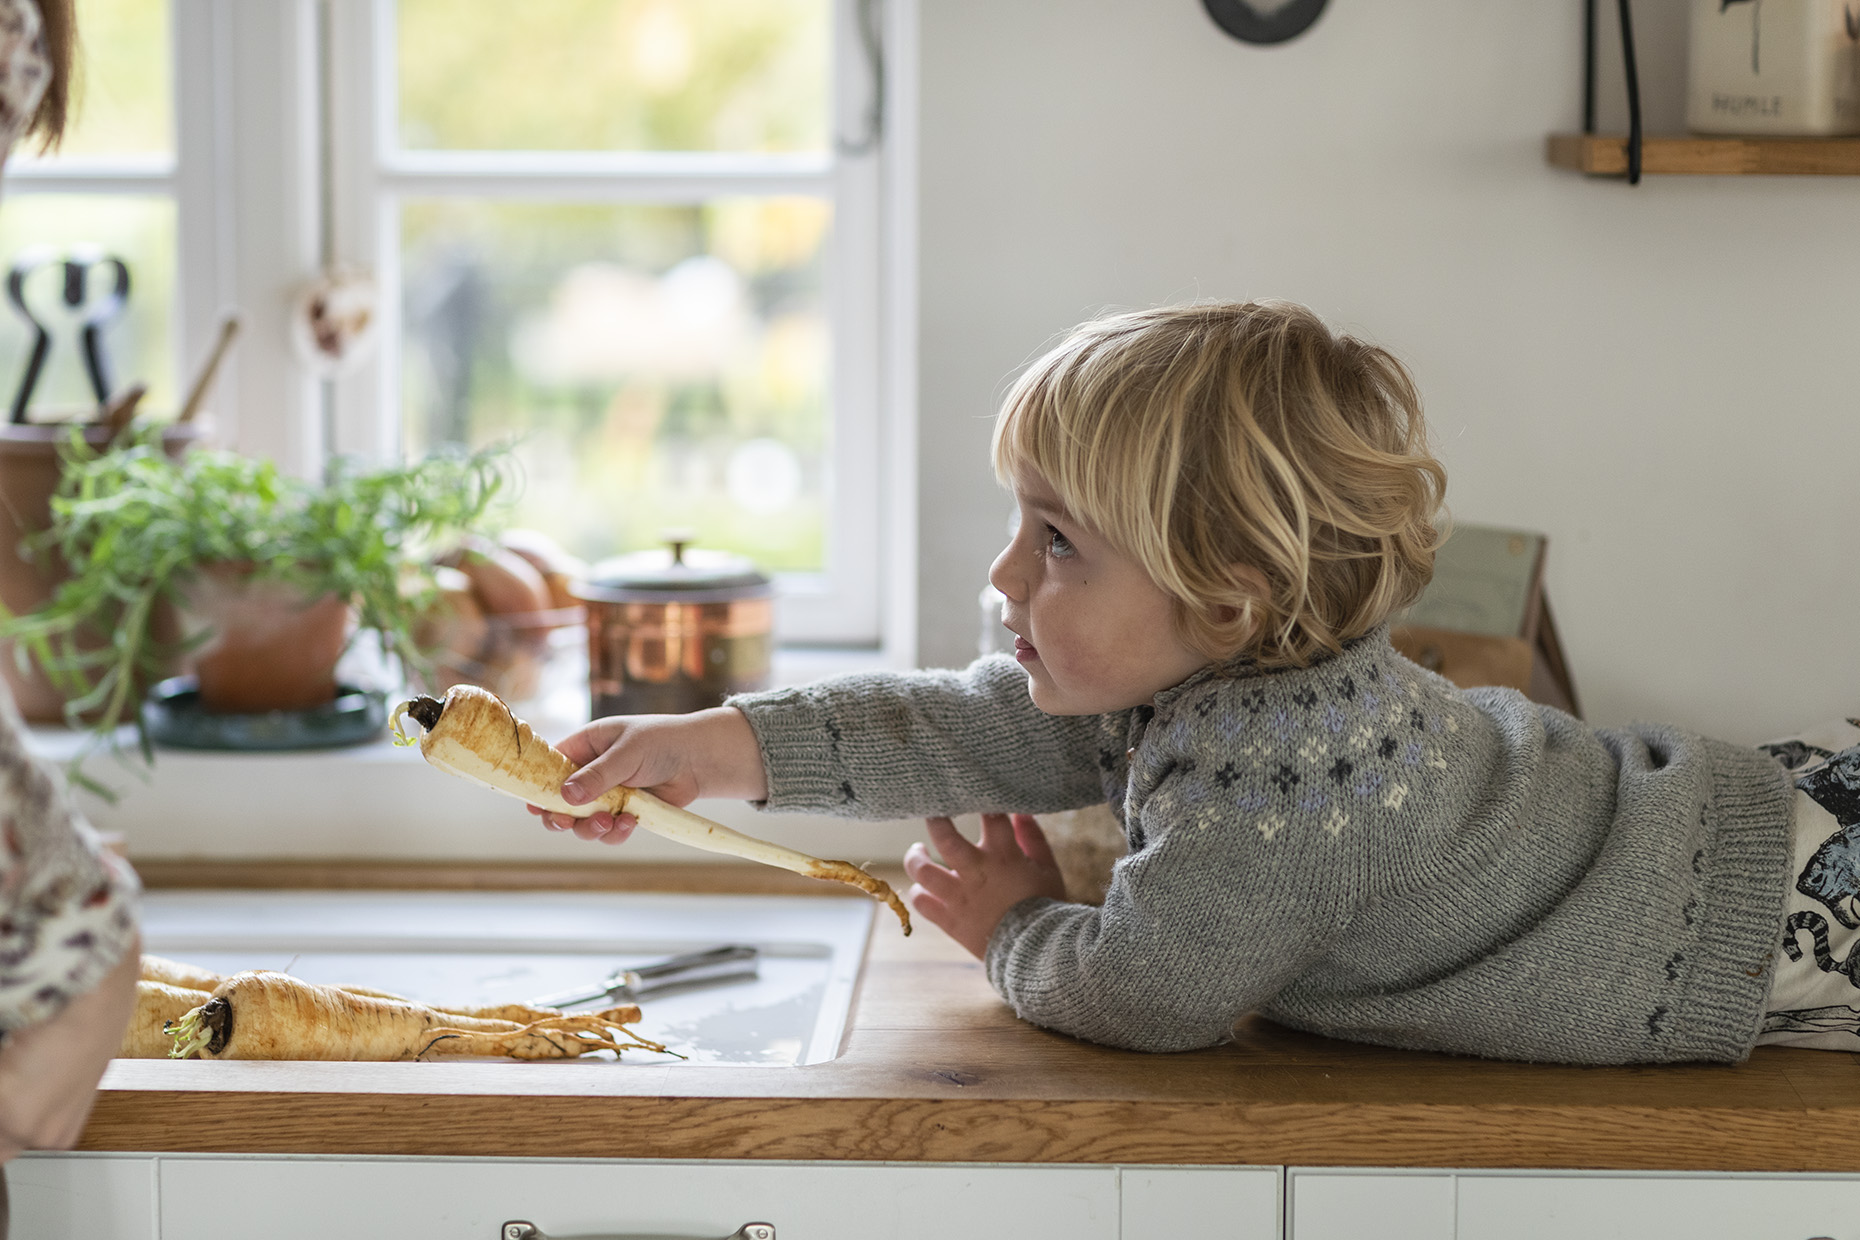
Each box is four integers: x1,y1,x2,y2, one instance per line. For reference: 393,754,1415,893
1,0,907,650
0,0,177,416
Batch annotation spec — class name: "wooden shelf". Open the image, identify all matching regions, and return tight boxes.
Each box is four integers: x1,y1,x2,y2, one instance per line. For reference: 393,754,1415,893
1548,133,1860,176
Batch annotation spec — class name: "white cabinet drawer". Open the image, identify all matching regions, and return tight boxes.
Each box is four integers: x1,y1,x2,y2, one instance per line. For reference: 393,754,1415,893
1457,1174,1860,1240
1290,1168,1860,1240
157,1157,1123,1240
1288,1170,1453,1240
1120,1166,1280,1238
6,1153,158,1240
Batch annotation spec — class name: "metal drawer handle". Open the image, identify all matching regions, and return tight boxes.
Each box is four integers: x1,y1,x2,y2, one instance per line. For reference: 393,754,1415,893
502,1222,774,1240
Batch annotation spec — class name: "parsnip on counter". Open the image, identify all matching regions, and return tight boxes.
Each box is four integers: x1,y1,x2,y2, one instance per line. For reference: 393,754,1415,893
390,684,912,934
125,955,653,1061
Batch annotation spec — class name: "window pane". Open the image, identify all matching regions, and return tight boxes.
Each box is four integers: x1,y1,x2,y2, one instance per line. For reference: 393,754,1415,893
0,196,177,418
43,0,173,158
400,198,831,573
396,0,828,153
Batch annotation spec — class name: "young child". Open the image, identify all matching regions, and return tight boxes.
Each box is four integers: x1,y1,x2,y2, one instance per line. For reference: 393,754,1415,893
534,299,1854,1066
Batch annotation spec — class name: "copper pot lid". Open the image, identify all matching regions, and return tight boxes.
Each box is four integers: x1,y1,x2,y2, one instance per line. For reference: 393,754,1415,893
575,534,771,604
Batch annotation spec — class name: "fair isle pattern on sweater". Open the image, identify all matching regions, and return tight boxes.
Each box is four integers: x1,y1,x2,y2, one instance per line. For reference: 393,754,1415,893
1115,651,1458,852
730,627,1794,1066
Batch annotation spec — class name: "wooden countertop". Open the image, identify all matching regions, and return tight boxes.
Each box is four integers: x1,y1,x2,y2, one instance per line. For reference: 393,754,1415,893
83,861,1860,1171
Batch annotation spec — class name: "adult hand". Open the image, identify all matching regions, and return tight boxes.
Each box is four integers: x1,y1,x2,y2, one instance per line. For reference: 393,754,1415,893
904,814,1067,958
527,706,769,845
0,939,140,1163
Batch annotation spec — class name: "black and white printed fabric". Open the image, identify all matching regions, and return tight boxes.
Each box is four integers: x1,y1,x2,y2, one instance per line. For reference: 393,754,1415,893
1756,718,1860,1050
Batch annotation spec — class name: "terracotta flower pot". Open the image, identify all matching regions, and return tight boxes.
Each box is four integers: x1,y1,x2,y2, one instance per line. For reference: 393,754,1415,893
0,422,205,721
176,564,355,714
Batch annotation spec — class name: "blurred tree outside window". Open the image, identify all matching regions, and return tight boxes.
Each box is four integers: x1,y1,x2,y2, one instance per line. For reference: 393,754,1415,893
392,0,857,593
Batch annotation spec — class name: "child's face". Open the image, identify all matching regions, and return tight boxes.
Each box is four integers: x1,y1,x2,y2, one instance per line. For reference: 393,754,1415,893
989,469,1211,715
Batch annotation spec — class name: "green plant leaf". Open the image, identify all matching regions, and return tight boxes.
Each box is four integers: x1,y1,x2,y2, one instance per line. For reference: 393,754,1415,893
0,429,512,790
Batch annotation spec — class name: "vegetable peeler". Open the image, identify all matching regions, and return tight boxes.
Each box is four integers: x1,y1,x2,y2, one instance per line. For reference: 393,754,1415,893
529,944,760,1009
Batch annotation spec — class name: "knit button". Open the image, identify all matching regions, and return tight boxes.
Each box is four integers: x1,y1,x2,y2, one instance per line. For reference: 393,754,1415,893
1125,747,1136,759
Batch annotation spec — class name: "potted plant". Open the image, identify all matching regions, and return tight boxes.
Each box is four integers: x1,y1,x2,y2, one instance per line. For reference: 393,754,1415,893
0,429,508,779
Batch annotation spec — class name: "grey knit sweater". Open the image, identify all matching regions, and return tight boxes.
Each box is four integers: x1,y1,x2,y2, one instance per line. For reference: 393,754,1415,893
729,629,1795,1064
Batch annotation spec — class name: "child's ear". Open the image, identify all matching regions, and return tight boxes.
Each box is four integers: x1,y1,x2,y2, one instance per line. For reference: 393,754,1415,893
1207,563,1269,629
1221,563,1271,614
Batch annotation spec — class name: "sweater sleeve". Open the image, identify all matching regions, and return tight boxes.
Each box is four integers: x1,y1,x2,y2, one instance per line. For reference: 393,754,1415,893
0,695,141,1033
726,655,1111,819
982,758,1339,1052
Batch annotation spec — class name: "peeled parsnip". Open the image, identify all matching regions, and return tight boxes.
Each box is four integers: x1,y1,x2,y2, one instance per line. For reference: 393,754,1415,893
390,685,911,934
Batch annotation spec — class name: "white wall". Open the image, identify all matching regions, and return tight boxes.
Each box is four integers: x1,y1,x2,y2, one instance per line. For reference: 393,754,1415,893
913,0,1860,746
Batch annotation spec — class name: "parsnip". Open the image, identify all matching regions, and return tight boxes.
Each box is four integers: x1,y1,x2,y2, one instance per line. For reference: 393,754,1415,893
391,685,912,934
141,956,641,1026
140,954,223,992
122,980,212,1058
165,971,667,1062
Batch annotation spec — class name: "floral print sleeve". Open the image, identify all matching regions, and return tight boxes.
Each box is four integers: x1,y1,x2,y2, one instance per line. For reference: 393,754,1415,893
0,690,140,1033
0,0,139,1033
0,0,49,153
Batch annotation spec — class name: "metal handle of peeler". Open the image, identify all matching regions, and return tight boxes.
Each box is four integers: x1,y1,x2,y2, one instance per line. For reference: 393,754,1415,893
502,1221,774,1240
528,945,759,1009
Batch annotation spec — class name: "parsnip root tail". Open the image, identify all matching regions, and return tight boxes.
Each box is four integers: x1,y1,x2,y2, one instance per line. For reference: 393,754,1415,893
418,1014,676,1061
447,1002,644,1026
624,788,911,934
802,858,911,934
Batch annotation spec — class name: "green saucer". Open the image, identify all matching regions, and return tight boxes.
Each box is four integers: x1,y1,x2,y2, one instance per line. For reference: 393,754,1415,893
141,678,388,751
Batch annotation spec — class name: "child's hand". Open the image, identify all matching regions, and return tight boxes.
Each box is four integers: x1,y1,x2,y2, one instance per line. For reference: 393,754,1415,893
904,813,1067,958
527,706,768,846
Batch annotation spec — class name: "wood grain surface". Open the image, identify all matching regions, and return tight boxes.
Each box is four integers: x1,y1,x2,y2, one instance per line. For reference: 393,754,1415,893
1547,132,1860,176
84,860,1860,1170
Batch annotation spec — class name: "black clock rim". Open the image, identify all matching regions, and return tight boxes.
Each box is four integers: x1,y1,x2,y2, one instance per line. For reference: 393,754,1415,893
1202,0,1329,45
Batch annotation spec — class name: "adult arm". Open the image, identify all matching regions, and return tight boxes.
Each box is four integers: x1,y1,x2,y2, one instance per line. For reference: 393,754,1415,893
0,693,142,1160
0,939,138,1160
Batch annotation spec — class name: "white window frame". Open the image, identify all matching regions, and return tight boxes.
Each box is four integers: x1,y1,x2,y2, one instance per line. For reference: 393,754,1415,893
326,0,893,647
3,0,325,474
2,0,916,658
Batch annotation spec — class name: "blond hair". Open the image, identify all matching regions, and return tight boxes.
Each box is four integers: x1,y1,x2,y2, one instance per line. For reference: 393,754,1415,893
992,301,1446,668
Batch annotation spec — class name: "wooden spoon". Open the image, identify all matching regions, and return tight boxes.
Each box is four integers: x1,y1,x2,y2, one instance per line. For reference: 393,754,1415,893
99,381,147,443
176,314,241,425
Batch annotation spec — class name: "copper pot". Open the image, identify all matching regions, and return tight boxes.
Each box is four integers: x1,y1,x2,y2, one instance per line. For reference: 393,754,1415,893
573,539,772,718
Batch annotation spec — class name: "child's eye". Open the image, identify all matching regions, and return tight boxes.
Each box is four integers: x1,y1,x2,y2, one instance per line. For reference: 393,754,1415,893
1045,525,1076,559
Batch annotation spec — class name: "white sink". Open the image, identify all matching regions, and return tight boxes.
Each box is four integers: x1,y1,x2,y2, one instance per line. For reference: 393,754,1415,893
139,889,875,1066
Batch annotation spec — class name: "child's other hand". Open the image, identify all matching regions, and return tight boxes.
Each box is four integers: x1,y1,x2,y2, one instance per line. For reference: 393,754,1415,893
527,706,768,846
904,813,1067,958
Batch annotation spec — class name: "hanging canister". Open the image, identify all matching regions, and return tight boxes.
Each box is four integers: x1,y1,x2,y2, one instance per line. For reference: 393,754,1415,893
572,536,773,718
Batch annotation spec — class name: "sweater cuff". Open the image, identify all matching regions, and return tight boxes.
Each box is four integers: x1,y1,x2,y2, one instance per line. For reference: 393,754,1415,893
983,895,1064,994
1672,738,1796,1061
725,685,851,813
